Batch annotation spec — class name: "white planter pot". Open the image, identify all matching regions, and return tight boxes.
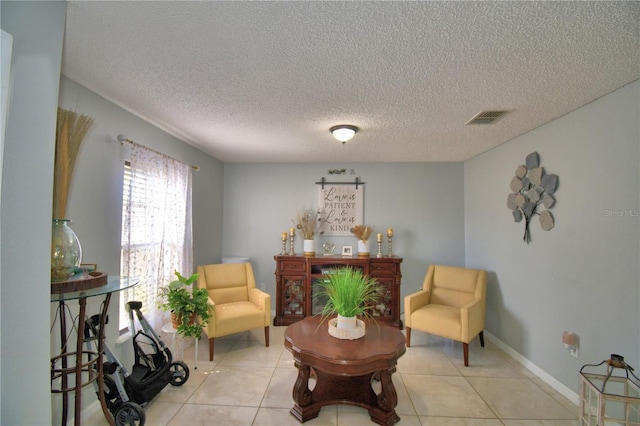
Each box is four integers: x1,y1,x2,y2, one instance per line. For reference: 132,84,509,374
357,240,370,257
328,316,366,340
336,314,357,329
303,239,315,256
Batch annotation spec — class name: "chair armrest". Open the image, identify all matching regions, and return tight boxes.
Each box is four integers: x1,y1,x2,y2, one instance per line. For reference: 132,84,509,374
202,297,216,335
249,288,272,325
404,289,430,327
460,299,484,342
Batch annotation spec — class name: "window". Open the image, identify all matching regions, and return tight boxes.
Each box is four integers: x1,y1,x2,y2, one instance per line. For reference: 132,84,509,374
119,143,193,331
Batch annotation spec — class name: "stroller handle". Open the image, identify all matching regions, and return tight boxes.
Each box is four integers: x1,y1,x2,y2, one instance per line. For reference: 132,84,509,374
126,301,143,311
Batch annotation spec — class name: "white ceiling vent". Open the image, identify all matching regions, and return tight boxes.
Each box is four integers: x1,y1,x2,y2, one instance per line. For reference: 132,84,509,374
466,110,509,125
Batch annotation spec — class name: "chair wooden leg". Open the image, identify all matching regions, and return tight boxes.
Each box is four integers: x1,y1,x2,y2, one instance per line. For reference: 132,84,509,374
463,342,469,367
406,327,411,347
264,326,270,347
479,330,485,347
209,337,215,362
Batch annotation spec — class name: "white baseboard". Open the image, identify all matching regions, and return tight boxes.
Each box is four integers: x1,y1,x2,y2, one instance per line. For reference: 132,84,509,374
484,330,579,405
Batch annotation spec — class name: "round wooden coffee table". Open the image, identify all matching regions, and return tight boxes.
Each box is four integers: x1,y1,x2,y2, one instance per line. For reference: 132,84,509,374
284,316,406,426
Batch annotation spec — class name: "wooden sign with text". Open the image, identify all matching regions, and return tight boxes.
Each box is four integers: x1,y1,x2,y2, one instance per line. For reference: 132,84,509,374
317,184,364,236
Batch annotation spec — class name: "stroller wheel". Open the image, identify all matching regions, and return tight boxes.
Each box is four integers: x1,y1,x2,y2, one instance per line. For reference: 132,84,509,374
169,361,190,386
114,401,145,426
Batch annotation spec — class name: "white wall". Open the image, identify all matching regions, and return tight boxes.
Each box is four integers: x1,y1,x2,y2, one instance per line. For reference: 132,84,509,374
221,162,466,304
465,80,640,394
0,2,66,424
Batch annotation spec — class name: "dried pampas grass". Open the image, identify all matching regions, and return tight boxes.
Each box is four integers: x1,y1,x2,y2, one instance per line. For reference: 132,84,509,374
53,107,94,219
350,225,373,242
293,208,325,240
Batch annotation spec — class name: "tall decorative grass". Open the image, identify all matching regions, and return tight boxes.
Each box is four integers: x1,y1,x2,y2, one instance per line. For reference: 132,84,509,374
53,107,94,219
315,267,382,320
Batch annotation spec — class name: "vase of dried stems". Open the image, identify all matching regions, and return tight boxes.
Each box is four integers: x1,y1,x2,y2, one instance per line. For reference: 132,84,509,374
51,219,82,282
351,225,373,257
51,108,93,282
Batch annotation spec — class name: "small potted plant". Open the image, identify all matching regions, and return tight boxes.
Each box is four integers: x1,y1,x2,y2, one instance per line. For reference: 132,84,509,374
158,271,212,338
314,267,383,339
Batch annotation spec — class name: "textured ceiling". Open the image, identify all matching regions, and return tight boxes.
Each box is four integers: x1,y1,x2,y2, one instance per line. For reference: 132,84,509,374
62,1,640,163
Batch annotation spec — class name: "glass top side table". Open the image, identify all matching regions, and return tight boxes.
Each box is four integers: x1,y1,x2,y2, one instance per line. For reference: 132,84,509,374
51,275,139,426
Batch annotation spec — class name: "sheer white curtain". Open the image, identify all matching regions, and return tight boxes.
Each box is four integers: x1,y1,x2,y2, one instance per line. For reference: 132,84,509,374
120,143,193,331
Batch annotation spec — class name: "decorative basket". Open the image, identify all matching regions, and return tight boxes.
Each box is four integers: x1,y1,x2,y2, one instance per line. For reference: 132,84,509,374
328,318,366,340
50,271,107,294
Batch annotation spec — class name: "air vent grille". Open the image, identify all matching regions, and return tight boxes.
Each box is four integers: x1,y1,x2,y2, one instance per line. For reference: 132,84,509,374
466,110,509,125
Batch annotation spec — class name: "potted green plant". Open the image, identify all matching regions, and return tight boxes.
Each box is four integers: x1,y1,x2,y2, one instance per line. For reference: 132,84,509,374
158,271,212,338
314,267,383,339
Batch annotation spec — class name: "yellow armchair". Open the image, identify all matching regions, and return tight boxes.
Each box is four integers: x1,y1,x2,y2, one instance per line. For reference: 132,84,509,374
197,263,271,361
404,264,487,366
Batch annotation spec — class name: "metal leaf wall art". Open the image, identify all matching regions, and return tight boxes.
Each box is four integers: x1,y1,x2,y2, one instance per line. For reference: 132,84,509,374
507,152,558,243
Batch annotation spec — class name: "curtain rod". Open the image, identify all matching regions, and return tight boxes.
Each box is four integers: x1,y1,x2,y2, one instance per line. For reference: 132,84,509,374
117,134,200,171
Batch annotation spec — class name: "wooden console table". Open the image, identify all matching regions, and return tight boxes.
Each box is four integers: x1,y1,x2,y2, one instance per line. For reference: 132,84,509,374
285,316,406,425
273,255,402,328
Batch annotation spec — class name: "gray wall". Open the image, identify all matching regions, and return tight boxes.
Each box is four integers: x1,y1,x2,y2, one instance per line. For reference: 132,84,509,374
221,162,465,303
464,80,640,394
0,2,66,424
54,79,466,418
1,3,636,422
58,76,225,277
53,76,225,420
55,80,467,417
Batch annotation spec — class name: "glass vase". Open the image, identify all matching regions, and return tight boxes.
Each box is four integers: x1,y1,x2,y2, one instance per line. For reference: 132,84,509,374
51,219,82,282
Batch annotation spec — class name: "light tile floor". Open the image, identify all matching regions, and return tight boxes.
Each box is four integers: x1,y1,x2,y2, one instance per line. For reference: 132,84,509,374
84,326,578,425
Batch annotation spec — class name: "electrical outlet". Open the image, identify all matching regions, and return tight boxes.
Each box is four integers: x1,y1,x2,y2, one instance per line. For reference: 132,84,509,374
562,331,578,358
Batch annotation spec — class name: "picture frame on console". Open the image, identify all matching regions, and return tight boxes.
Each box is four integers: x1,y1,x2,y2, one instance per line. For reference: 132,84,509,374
341,246,353,257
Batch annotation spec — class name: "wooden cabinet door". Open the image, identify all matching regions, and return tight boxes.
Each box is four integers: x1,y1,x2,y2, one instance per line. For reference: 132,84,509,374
369,259,403,329
274,256,307,326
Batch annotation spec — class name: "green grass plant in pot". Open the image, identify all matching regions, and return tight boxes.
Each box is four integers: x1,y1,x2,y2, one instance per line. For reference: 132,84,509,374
158,271,212,338
314,267,383,339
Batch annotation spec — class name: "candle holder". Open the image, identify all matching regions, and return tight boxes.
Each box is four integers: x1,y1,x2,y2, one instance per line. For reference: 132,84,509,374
281,239,287,255
387,235,393,257
376,240,383,258
289,234,295,256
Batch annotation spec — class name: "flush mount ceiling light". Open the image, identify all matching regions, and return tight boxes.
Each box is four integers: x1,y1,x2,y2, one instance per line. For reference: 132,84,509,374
330,125,358,144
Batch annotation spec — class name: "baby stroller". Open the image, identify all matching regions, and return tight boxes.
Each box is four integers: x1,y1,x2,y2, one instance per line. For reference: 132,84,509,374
85,301,189,425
